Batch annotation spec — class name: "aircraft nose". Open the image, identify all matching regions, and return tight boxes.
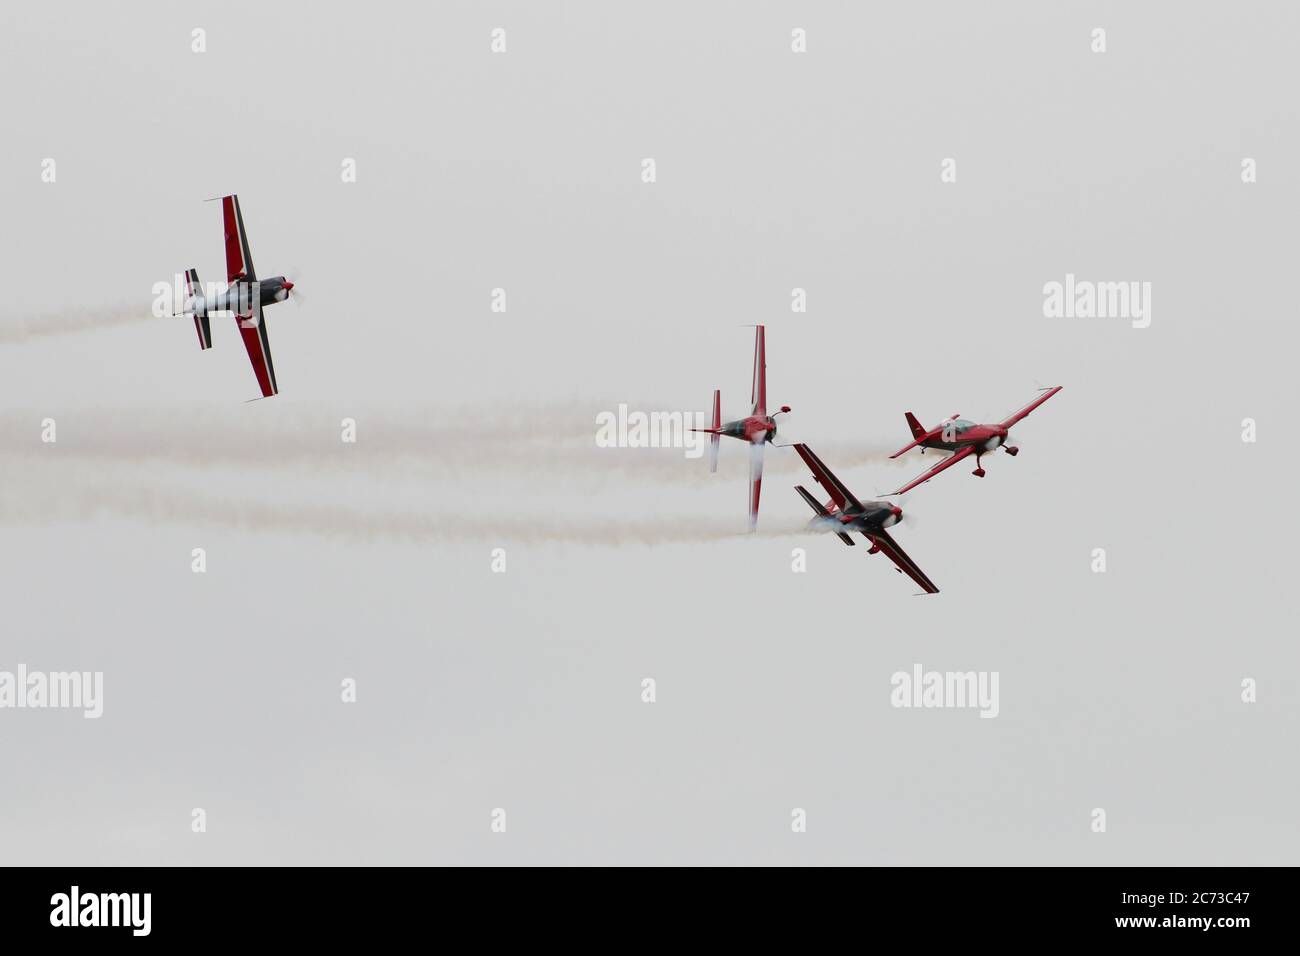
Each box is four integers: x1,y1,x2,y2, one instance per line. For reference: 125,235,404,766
282,280,294,291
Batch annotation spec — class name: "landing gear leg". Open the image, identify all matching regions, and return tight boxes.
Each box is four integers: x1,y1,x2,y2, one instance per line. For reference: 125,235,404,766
973,454,986,478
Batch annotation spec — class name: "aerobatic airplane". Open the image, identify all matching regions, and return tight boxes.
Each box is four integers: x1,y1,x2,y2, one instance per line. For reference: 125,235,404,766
792,443,939,594
178,195,297,398
692,325,790,531
889,386,1062,496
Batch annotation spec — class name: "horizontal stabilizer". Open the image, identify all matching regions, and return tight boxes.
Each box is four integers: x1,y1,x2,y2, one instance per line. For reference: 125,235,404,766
185,268,212,350
795,485,854,546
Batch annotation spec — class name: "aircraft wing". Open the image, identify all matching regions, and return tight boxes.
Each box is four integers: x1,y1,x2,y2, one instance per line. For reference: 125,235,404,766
793,443,863,512
891,444,975,496
999,386,1062,429
221,194,257,283
236,298,279,397
750,325,766,416
864,530,940,594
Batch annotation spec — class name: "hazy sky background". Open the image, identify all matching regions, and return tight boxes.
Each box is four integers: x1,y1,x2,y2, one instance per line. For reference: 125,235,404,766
1,1,1296,864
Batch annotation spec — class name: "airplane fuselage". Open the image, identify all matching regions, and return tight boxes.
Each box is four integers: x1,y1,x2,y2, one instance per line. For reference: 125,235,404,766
920,422,1007,454
835,501,903,534
719,414,778,444
187,276,294,317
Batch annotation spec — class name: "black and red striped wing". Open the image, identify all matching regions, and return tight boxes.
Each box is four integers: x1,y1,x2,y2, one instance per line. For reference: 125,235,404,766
865,530,939,594
236,300,278,398
221,195,257,283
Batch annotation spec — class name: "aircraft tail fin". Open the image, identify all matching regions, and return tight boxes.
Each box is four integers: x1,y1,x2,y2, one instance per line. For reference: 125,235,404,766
905,412,926,439
890,412,937,458
709,389,720,472
691,389,722,472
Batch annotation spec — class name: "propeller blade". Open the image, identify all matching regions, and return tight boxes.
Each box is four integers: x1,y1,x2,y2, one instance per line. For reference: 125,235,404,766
285,267,306,305
748,441,764,532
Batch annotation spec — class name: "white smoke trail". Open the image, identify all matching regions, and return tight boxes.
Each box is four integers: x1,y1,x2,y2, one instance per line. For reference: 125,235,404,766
0,406,906,488
0,458,806,547
0,305,162,344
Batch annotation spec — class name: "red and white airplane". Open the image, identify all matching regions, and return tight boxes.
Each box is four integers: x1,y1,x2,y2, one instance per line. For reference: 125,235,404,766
793,443,939,594
889,386,1063,496
179,195,297,398
693,325,791,531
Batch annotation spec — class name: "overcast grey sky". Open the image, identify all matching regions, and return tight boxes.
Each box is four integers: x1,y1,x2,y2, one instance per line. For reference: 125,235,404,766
1,1,1296,865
